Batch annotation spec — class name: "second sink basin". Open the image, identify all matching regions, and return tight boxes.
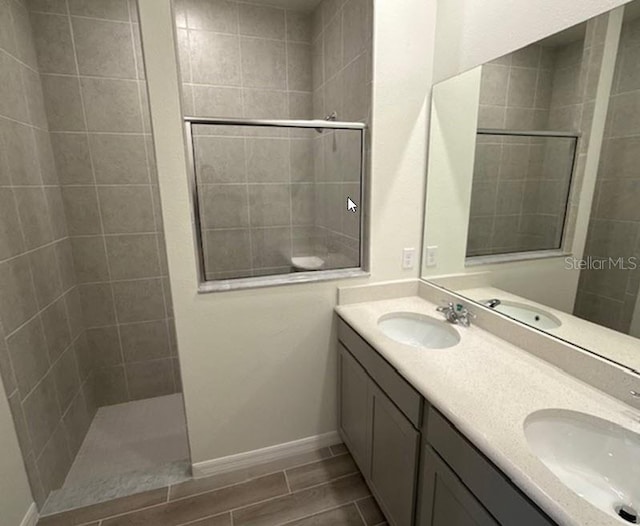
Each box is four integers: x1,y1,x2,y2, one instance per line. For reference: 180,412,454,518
484,299,562,330
524,409,640,523
378,312,460,349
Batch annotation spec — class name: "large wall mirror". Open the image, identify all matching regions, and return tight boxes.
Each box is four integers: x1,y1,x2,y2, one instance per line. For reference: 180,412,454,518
422,2,640,373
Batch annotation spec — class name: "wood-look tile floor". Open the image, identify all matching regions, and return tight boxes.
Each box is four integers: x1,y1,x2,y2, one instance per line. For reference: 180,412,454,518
37,444,388,526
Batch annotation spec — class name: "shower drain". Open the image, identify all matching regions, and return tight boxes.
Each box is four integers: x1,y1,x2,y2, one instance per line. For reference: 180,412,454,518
616,504,638,524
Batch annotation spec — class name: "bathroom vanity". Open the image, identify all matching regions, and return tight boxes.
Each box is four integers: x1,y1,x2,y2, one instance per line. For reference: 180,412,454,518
338,318,553,526
335,286,640,526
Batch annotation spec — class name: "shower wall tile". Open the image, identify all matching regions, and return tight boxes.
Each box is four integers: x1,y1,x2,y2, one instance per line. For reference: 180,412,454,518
192,86,243,117
287,11,311,43
126,358,175,400
288,43,312,91
187,0,237,32
239,3,285,39
0,188,25,260
98,187,156,234
86,327,121,368
71,236,110,283
111,278,166,323
27,0,67,14
89,134,149,184
23,371,61,456
62,186,102,235
63,390,92,457
52,347,81,410
80,283,116,327
248,185,291,227
190,32,241,86
241,38,287,90
30,13,76,75
199,185,249,229
81,78,143,132
0,255,38,334
72,17,136,79
41,75,85,131
0,53,29,121
29,244,63,308
50,133,93,185
105,234,161,280
120,320,170,363
246,138,289,182
41,298,71,363
93,365,128,406
10,0,38,68
7,316,50,397
67,0,129,21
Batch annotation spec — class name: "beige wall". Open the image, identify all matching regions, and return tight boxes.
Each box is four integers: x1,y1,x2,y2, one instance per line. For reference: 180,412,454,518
0,373,33,526
138,0,434,464
433,0,631,82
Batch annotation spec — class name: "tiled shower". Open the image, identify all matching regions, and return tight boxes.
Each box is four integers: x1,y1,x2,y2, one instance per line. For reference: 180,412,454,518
178,0,372,280
0,0,181,510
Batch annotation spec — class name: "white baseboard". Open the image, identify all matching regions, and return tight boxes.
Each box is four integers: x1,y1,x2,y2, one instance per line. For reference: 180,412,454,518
192,431,341,479
20,503,38,526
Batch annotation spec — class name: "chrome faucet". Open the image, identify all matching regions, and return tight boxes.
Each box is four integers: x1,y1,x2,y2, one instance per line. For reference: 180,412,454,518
437,302,475,327
485,298,501,309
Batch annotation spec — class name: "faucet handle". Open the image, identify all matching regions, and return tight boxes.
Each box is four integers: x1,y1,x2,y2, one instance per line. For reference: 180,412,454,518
436,301,454,312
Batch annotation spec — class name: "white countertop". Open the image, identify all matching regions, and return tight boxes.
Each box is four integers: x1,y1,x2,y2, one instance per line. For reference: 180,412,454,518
336,295,640,526
459,286,640,373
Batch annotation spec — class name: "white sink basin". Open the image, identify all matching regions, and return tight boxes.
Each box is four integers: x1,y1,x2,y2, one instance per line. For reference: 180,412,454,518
484,300,562,330
378,312,460,349
524,409,640,523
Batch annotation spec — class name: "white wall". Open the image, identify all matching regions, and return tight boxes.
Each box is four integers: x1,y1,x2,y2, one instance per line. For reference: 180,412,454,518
138,0,435,464
0,376,34,525
434,0,631,82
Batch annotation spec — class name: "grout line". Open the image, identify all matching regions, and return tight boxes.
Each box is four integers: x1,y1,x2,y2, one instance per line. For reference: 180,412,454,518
283,470,292,494
354,499,369,526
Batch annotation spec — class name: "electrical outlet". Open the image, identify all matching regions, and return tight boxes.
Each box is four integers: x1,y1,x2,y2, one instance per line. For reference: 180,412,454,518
426,245,438,267
402,248,415,269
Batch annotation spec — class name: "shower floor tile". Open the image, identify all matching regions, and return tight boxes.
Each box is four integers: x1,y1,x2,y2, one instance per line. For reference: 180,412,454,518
42,394,190,515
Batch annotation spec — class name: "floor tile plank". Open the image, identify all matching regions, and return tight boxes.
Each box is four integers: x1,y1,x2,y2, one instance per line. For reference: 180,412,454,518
356,496,386,525
102,473,288,526
232,473,370,526
285,454,358,491
280,504,365,525
169,449,332,500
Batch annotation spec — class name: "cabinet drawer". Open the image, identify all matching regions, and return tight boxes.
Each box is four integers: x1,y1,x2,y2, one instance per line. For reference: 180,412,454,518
427,408,555,526
338,318,423,427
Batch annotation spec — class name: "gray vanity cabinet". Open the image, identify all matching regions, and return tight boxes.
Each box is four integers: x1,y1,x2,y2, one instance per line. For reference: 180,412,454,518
368,383,420,526
337,316,557,526
338,344,371,475
421,446,498,526
338,320,423,526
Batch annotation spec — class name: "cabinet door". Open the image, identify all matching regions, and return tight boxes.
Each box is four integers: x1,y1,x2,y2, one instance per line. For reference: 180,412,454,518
368,383,420,526
338,344,370,476
420,446,498,526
